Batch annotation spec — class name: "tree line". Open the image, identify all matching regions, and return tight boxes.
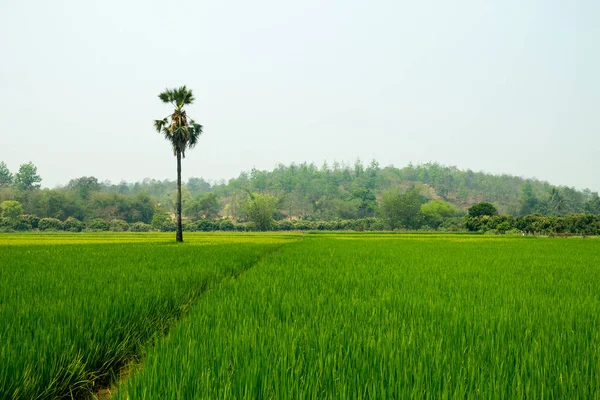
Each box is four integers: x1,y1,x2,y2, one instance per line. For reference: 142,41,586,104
1,160,600,234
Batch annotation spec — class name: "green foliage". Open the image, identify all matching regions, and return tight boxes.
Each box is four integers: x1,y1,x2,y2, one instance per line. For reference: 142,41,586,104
151,212,172,232
184,193,220,220
109,219,129,232
219,219,235,231
38,218,64,231
420,199,458,228
379,187,422,229
19,214,39,229
88,218,109,231
196,220,217,232
351,188,377,218
468,202,498,217
67,176,101,199
584,194,600,215
182,220,197,232
14,162,42,191
0,200,23,222
245,193,279,231
64,217,85,232
130,221,152,232
0,161,13,187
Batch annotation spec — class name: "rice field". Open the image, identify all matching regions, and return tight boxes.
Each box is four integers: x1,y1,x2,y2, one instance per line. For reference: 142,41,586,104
2,233,600,398
0,233,298,399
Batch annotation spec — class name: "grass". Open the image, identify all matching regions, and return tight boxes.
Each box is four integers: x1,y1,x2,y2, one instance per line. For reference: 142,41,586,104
0,232,299,399
2,233,599,398
116,234,600,399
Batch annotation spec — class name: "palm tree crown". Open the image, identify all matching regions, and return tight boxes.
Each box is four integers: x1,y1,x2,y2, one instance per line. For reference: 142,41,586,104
154,86,203,157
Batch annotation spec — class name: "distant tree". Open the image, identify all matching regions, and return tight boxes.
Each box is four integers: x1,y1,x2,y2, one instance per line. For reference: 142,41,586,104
14,162,41,191
154,86,203,242
351,188,377,218
468,202,498,217
380,187,422,230
519,181,538,215
67,176,101,199
184,193,220,220
584,194,600,215
186,177,212,196
245,193,278,231
0,200,23,222
129,192,155,224
420,199,458,228
0,162,13,187
546,188,567,216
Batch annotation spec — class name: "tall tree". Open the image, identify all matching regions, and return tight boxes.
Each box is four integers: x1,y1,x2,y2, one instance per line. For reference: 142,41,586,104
14,162,41,191
0,162,13,187
154,86,203,242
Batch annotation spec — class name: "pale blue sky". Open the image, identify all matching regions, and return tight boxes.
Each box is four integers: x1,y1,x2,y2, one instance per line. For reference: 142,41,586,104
1,0,598,191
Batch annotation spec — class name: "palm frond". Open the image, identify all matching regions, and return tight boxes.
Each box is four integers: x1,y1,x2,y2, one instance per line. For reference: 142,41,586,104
154,118,168,133
155,86,202,157
158,89,173,104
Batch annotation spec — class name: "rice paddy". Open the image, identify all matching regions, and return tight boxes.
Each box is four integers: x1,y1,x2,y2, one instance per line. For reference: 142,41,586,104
1,233,599,398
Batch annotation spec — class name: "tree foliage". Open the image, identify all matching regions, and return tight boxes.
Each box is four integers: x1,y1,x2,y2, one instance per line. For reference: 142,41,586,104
380,188,422,229
468,202,498,217
14,162,41,191
245,193,278,231
0,162,13,187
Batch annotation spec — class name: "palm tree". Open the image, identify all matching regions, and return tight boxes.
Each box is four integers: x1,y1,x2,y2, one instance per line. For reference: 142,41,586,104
154,86,203,242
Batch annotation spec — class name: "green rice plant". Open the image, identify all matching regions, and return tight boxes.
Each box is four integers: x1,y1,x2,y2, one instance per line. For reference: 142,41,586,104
118,234,600,399
0,232,298,399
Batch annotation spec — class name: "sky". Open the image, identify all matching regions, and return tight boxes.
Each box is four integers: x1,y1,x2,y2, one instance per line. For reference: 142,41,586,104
0,0,598,191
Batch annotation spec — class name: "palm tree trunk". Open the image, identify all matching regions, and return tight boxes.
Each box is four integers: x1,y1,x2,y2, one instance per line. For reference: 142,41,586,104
176,148,183,242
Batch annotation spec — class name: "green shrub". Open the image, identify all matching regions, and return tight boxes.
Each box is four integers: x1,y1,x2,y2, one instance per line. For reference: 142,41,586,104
88,218,109,231
38,218,64,231
219,219,235,231
64,217,85,232
151,213,175,232
13,220,32,231
130,222,151,232
19,214,40,229
197,220,217,232
183,220,197,232
110,219,129,232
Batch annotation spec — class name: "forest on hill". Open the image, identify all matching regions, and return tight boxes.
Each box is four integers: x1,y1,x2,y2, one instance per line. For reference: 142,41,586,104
1,160,600,233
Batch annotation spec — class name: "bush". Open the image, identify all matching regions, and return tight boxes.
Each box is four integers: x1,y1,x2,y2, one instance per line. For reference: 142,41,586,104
468,202,498,217
130,222,151,232
13,220,32,231
159,220,176,232
197,220,217,232
275,220,294,231
20,214,40,229
183,220,197,232
64,217,84,232
219,219,235,231
38,218,64,231
88,218,109,231
151,213,175,232
110,219,129,232
240,222,257,232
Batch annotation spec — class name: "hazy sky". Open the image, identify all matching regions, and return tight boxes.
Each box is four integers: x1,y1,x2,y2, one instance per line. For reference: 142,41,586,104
1,1,598,191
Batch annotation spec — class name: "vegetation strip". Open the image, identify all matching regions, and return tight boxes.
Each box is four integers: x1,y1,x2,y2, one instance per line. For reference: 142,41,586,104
0,233,299,399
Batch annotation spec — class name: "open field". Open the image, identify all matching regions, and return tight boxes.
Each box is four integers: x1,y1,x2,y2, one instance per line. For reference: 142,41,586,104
0,233,299,399
1,233,600,398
